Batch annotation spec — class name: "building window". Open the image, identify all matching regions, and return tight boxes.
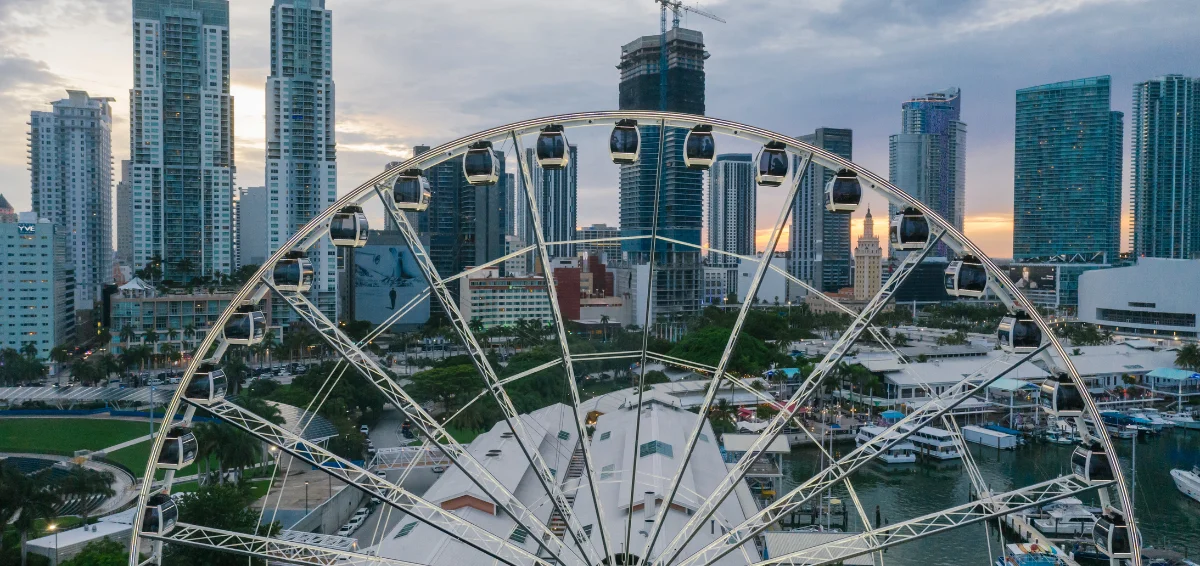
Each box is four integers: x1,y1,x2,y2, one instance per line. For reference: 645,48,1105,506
639,440,673,458
1097,308,1195,328
394,522,416,539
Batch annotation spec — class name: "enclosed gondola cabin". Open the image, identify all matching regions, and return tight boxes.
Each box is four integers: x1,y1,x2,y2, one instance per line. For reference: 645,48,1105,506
330,205,369,248
890,208,930,250
536,125,570,170
945,255,987,298
184,364,227,406
142,493,179,535
463,141,500,186
756,141,789,187
271,252,314,293
1041,372,1085,417
824,169,861,213
683,125,716,170
1093,510,1132,558
392,169,431,212
610,120,640,164
158,428,198,470
997,312,1042,354
1071,442,1114,484
223,306,266,346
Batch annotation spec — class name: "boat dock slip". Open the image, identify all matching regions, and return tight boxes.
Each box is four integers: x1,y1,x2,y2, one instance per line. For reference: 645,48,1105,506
963,425,1017,450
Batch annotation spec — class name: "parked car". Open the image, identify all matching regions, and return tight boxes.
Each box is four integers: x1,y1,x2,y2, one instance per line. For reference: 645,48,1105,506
359,425,369,435
336,524,354,537
432,466,446,474
353,507,370,520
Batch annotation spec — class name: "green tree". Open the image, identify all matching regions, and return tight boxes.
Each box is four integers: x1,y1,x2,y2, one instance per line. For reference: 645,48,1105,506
49,345,73,368
163,483,278,566
1176,343,1200,372
55,467,115,525
59,539,130,566
1,468,60,566
891,332,910,347
642,370,670,386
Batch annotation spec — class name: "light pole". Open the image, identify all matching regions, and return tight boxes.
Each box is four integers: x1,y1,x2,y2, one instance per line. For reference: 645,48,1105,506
304,481,309,514
48,523,57,565
149,385,155,439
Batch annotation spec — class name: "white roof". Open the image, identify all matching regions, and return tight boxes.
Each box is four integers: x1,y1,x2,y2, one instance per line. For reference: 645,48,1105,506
1065,344,1179,376
118,277,154,291
26,521,130,549
722,433,790,454
883,352,1051,387
763,531,874,565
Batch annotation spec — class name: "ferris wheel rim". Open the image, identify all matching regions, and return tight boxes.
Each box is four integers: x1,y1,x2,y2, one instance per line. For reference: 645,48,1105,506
128,110,1140,566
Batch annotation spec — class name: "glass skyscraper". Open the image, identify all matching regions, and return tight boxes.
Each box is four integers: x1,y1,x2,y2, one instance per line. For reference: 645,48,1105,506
130,0,234,280
617,28,707,318
29,90,114,309
889,87,966,258
1013,76,1123,261
520,145,578,258
789,128,852,294
708,154,756,265
1131,74,1200,259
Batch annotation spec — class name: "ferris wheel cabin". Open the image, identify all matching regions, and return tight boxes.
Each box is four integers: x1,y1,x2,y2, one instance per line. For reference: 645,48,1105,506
824,169,861,213
184,363,227,406
610,119,640,164
890,208,930,250
683,125,715,170
997,311,1042,354
945,255,987,298
464,141,500,186
157,428,198,470
330,205,369,248
392,169,431,212
271,251,314,293
1093,510,1132,559
536,125,570,170
1041,372,1085,417
756,141,789,187
1071,441,1115,484
142,493,179,535
223,305,266,346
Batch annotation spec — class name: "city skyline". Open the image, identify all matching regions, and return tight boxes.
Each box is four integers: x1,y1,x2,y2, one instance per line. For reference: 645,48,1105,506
0,0,1196,258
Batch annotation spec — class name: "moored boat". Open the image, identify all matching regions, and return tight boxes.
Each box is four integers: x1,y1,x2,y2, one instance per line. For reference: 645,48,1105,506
1171,466,1200,504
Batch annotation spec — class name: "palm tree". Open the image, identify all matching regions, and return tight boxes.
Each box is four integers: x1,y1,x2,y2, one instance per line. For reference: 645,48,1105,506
20,343,38,361
183,323,196,351
193,423,221,485
118,325,137,348
599,315,611,343
144,329,159,364
55,466,115,525
6,470,60,566
1176,343,1200,372
166,328,180,345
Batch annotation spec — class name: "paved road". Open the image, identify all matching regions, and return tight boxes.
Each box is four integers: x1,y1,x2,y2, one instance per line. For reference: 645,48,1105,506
347,465,440,549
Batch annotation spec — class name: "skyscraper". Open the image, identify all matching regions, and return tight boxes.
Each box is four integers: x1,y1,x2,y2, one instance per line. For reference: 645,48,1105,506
708,154,755,264
889,87,966,256
29,90,114,308
116,160,133,266
0,213,75,357
789,128,852,295
1131,75,1200,259
0,195,15,223
1013,76,1123,261
853,208,882,301
266,0,338,316
130,0,235,280
521,145,578,258
618,28,707,319
237,186,269,267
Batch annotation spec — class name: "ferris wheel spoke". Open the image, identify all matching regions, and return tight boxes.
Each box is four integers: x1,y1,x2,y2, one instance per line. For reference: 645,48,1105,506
643,152,811,561
747,475,1112,566
192,399,549,566
377,188,603,566
263,282,584,566
145,522,426,566
670,344,1048,566
511,129,617,561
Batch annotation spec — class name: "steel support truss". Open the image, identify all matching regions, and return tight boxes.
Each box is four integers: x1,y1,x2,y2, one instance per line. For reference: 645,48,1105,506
750,475,1112,566
374,185,603,566
651,229,945,566
671,343,1049,566
265,280,582,566
143,522,423,566
194,399,550,566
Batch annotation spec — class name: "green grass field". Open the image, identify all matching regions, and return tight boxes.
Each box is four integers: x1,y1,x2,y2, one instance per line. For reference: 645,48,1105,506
0,418,207,479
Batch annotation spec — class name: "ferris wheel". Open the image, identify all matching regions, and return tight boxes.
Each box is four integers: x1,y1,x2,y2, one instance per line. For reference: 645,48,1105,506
129,111,1141,566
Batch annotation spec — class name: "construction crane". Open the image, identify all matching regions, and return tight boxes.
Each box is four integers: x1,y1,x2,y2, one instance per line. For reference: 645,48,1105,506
652,0,724,111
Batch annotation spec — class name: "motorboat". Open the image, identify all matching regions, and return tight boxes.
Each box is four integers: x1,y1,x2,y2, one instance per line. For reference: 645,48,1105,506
1163,411,1200,430
1171,466,1200,504
1043,418,1079,445
1137,408,1173,429
1104,423,1137,440
994,543,1070,566
856,426,917,464
1030,497,1098,537
1127,409,1168,431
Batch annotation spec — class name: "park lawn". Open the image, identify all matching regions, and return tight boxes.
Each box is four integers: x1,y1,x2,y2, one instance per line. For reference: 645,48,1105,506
0,418,151,455
445,426,483,445
172,479,271,500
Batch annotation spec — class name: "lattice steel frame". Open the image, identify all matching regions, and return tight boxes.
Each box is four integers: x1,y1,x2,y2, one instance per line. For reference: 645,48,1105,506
131,111,1139,566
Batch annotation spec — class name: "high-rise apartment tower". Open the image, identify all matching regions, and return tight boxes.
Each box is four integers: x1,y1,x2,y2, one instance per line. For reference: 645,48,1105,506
1131,75,1200,259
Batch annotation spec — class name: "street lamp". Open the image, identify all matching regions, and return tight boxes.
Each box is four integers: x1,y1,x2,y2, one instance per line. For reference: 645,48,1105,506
48,523,58,565
304,481,309,514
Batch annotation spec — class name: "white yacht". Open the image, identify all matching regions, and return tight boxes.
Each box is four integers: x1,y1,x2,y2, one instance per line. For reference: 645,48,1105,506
897,424,962,460
856,426,917,464
1128,409,1170,431
1171,466,1200,504
1030,497,1097,537
1163,411,1200,430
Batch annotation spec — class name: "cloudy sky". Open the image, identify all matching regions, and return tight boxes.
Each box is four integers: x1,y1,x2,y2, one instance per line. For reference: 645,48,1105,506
0,0,1195,258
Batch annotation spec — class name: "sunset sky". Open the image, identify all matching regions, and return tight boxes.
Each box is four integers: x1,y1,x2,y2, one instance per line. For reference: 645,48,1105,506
0,0,1193,259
